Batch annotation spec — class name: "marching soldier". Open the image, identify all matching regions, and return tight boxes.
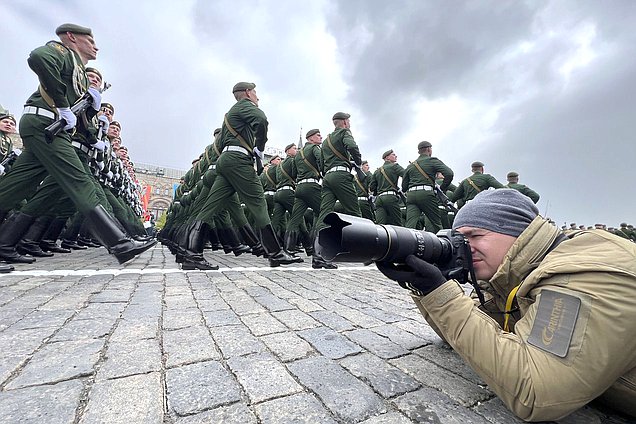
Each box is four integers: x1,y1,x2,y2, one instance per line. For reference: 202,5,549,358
191,82,301,268
0,23,155,265
354,160,375,221
450,161,504,207
370,149,405,226
401,141,453,233
272,143,297,240
506,171,540,203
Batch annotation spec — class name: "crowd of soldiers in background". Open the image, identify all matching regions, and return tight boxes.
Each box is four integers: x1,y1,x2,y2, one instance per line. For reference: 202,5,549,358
0,79,152,274
161,116,634,273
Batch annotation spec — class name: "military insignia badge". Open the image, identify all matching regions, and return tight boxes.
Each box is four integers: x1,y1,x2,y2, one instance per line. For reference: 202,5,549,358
527,290,581,357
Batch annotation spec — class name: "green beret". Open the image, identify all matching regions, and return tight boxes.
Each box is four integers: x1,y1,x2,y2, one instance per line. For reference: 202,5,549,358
305,129,320,139
620,222,628,227
232,82,256,93
269,155,280,163
417,141,432,150
55,23,93,36
0,113,16,124
101,103,114,113
361,160,368,166
332,112,350,120
110,121,121,129
284,143,296,152
471,161,484,168
382,149,394,159
85,67,102,80
213,128,221,136
507,171,519,179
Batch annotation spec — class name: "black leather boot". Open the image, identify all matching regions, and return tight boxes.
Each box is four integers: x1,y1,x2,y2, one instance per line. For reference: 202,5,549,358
84,205,157,264
312,254,338,269
207,226,222,250
260,224,303,267
17,215,54,257
0,212,37,263
284,231,302,254
0,263,14,273
301,230,315,257
40,217,72,253
238,224,265,257
218,228,251,256
61,238,88,250
181,220,218,270
0,209,7,225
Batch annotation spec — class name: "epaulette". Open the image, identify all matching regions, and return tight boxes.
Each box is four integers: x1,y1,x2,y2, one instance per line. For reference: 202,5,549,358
46,40,70,56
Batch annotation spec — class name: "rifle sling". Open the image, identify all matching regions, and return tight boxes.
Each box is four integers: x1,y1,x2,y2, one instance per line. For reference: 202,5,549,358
279,161,294,185
299,146,321,178
324,135,350,164
379,166,399,192
412,160,434,184
223,114,253,154
354,175,368,196
467,177,482,193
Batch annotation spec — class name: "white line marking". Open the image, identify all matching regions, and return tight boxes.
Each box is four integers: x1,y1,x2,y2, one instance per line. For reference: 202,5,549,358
0,266,375,277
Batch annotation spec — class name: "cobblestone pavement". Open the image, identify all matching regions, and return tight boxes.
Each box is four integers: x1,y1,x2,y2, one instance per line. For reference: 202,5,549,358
0,246,631,423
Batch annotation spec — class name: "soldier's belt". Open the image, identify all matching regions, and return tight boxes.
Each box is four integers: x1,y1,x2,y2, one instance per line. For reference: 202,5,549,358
71,141,92,155
277,185,294,192
378,190,397,196
222,145,250,156
298,178,321,185
357,196,368,201
326,166,350,174
408,185,433,192
23,106,55,120
264,190,275,196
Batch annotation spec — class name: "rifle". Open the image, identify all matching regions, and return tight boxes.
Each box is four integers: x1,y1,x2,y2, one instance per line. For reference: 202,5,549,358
44,82,111,143
435,184,458,213
349,161,366,182
255,151,264,175
1,149,21,168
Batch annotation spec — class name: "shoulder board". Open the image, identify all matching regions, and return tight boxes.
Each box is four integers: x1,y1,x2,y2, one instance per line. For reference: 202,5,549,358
46,40,70,55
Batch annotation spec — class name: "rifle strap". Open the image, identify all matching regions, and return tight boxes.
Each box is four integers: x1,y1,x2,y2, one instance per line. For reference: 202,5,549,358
324,135,350,163
412,160,434,184
213,140,221,158
467,177,482,193
265,167,276,188
299,146,321,177
354,175,368,196
379,165,399,192
223,114,253,153
279,160,294,185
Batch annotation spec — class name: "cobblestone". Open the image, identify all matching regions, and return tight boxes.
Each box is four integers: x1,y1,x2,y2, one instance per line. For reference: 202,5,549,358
0,247,627,423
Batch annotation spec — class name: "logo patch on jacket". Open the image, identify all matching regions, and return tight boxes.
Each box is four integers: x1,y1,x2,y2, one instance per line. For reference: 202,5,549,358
527,290,580,357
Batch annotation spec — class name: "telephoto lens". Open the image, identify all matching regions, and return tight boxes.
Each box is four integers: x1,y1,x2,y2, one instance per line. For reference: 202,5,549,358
315,212,456,265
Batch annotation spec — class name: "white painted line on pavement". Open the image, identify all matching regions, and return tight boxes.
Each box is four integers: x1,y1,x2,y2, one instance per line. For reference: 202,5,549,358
0,265,376,277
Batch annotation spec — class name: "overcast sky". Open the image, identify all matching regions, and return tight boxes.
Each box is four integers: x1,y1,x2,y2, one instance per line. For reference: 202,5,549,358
2,0,634,227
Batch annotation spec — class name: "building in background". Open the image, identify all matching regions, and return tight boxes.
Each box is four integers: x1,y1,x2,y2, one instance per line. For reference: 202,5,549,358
134,163,185,219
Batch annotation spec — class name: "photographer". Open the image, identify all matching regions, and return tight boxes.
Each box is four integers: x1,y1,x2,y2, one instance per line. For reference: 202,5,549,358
378,189,636,421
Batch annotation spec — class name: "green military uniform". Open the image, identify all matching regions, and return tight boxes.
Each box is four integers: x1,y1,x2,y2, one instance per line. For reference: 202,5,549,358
286,131,323,254
450,162,504,206
435,177,457,229
0,118,14,165
272,148,296,238
401,142,453,233
506,172,540,204
314,113,362,233
353,164,374,221
370,150,405,226
260,160,278,218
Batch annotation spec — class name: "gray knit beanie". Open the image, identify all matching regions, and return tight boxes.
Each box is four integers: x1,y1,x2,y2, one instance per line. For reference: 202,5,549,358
453,189,539,237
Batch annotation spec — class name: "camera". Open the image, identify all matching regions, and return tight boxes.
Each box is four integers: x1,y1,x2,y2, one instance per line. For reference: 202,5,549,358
315,212,473,283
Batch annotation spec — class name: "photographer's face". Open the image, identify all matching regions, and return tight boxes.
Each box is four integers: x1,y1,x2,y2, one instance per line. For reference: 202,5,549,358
456,227,517,280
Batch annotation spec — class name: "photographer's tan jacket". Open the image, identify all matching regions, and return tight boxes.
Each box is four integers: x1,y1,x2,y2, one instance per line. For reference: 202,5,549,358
414,217,636,421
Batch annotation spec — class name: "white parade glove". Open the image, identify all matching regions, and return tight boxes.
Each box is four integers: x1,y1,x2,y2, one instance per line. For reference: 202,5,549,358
97,161,105,171
253,146,264,160
106,171,114,179
56,107,76,130
12,148,22,156
97,114,110,131
0,164,5,176
87,87,102,111
92,140,107,151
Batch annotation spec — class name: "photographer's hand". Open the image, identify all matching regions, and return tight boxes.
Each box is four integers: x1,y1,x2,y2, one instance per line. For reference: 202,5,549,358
376,255,447,296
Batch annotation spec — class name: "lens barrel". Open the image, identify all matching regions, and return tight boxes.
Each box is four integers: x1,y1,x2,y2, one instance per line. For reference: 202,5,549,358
316,213,453,264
